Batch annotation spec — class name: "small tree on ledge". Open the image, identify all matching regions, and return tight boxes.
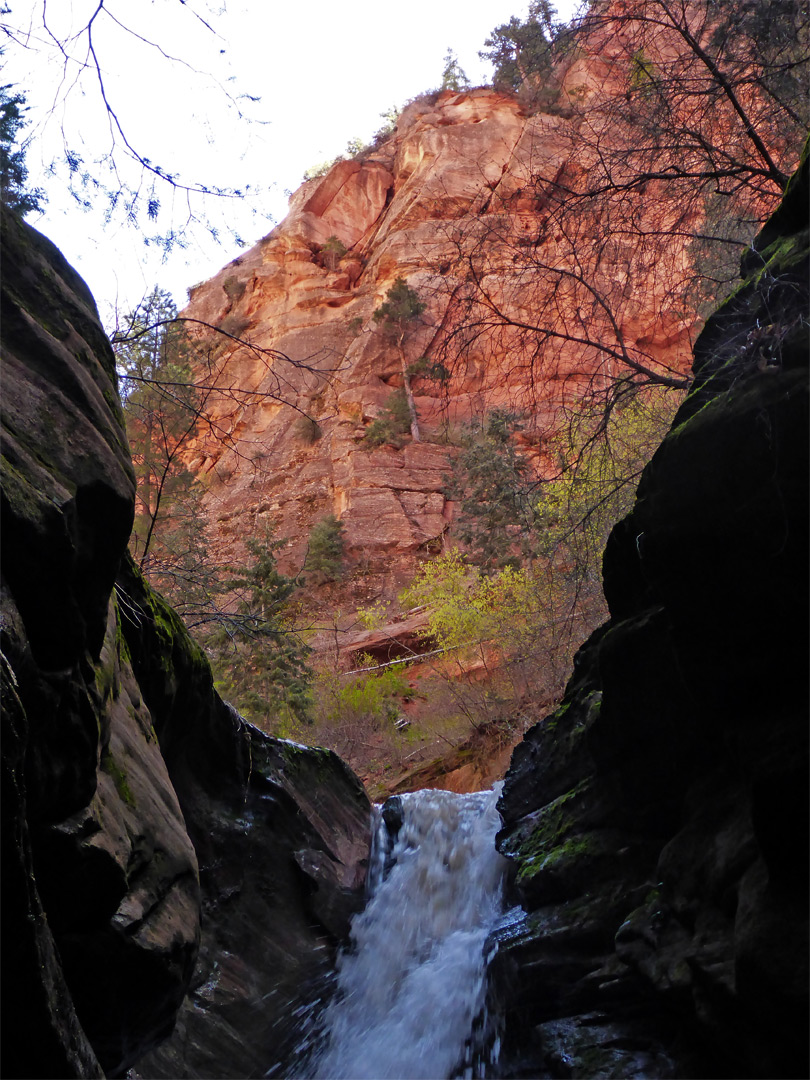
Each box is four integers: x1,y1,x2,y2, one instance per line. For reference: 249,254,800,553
304,514,346,584
373,277,426,442
321,234,347,271
441,49,471,92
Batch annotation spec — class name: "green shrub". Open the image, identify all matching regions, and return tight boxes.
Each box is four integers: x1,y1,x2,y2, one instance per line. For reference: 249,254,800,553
314,659,413,732
303,156,341,181
362,389,411,448
321,234,347,271
304,514,345,583
407,357,450,383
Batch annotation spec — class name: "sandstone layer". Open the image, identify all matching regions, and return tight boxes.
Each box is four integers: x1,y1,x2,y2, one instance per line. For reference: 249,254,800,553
181,78,697,604
0,208,372,1079
491,147,809,1079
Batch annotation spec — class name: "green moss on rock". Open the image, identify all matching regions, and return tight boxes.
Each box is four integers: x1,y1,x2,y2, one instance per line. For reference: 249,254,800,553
101,751,136,809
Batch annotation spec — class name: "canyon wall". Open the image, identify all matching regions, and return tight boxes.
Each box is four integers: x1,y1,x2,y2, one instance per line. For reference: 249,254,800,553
180,78,696,619
0,208,372,1079
491,147,809,1078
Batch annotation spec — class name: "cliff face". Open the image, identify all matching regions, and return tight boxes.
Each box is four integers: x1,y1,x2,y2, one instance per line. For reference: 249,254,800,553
491,149,809,1079
181,82,695,602
0,209,372,1079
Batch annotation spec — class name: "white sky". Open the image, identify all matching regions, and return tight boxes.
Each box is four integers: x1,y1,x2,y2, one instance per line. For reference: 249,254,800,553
4,0,578,326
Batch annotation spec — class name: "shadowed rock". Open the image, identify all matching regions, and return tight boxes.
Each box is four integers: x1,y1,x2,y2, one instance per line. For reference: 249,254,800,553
1,207,372,1079
492,149,809,1078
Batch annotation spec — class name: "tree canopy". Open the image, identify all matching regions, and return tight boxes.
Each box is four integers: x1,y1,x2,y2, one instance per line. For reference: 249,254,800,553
0,82,45,214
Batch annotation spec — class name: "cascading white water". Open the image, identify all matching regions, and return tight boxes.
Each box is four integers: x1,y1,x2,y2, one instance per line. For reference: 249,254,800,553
304,785,507,1080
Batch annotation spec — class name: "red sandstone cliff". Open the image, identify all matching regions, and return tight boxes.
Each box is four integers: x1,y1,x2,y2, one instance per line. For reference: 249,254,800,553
181,76,696,608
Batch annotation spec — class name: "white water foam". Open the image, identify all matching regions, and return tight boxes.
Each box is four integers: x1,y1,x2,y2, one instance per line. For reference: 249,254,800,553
306,785,507,1080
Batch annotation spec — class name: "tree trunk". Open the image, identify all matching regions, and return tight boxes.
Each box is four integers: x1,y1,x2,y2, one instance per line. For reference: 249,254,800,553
399,350,421,442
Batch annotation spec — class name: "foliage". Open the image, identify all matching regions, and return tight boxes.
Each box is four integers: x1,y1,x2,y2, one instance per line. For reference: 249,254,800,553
629,48,656,92
441,49,471,92
420,392,678,712
304,514,345,584
307,658,416,778
316,660,412,730
362,390,412,449
443,410,538,571
407,357,450,383
399,550,561,728
533,388,676,579
294,414,322,444
356,600,390,631
480,3,555,91
401,549,538,655
207,532,312,727
373,105,400,146
0,82,46,215
222,275,246,302
373,277,427,340
303,107,402,181
117,287,204,579
373,277,427,441
449,0,807,446
321,234,348,271
2,9,262,247
304,156,341,181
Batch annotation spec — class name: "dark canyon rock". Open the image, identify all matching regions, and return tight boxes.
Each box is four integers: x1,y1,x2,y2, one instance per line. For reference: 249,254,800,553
1,207,200,1078
1,208,372,1079
122,562,373,1077
493,150,809,1079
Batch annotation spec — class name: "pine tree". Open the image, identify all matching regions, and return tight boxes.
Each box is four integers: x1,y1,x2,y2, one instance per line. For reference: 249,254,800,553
304,515,346,584
479,6,554,92
372,278,426,442
0,81,45,214
208,534,312,727
444,411,538,572
441,49,471,92
117,289,195,555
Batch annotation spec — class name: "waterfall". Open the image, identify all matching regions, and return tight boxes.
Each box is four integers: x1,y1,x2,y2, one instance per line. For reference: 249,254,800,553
298,785,507,1080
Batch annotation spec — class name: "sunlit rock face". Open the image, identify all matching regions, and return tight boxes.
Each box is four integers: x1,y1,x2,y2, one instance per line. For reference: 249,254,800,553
181,81,696,592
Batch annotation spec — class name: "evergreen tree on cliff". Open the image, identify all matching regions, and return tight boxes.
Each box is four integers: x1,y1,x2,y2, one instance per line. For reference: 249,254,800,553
373,278,426,443
0,82,45,215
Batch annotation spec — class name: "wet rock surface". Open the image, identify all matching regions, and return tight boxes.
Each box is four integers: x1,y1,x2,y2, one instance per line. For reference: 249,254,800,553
492,152,809,1078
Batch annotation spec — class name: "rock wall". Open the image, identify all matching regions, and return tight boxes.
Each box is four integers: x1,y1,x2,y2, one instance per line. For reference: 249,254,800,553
180,80,697,607
0,208,372,1079
491,150,809,1078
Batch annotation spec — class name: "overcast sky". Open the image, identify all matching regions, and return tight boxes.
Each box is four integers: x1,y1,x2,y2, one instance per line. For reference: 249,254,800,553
5,0,578,325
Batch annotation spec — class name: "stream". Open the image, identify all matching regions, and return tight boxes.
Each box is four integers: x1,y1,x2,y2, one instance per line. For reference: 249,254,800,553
290,785,508,1079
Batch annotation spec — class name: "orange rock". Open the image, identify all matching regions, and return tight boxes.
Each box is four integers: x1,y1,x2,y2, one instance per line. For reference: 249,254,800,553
181,81,698,596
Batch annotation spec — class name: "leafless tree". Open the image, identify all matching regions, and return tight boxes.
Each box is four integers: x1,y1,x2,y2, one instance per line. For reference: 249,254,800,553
2,0,265,245
427,0,807,445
